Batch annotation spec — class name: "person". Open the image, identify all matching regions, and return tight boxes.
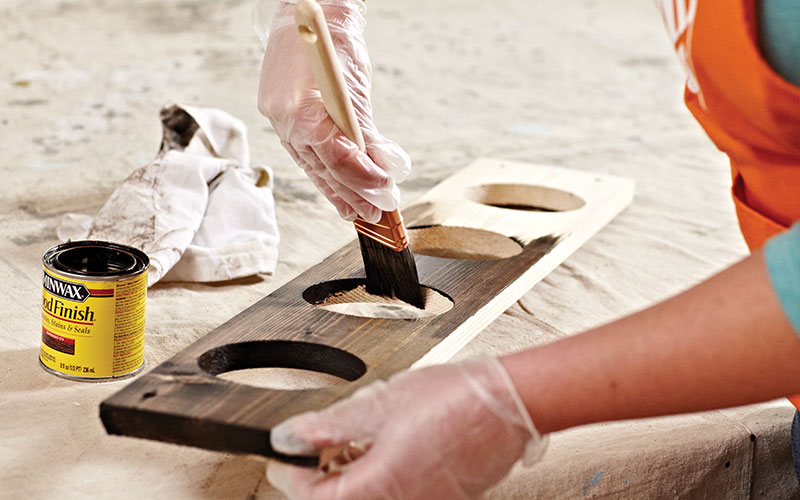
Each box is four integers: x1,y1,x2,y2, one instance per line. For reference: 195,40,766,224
256,0,800,498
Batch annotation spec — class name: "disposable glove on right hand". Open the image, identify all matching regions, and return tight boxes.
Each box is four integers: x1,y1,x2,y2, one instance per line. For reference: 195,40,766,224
256,0,411,223
266,357,548,500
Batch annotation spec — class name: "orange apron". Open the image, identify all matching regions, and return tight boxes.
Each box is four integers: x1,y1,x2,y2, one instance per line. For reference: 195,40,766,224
657,0,800,406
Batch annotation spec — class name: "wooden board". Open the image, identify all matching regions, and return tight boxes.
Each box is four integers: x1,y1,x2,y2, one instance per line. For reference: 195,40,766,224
100,158,634,464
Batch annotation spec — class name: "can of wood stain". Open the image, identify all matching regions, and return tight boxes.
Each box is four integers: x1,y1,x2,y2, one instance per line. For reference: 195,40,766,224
40,241,149,381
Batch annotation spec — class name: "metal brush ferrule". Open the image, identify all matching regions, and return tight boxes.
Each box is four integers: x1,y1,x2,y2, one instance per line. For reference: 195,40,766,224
353,209,409,252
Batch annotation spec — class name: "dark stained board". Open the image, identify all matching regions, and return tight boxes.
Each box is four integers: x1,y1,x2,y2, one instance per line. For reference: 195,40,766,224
100,158,634,464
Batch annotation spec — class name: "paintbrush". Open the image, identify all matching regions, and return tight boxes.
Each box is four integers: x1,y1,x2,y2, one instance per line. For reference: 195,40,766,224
293,0,424,308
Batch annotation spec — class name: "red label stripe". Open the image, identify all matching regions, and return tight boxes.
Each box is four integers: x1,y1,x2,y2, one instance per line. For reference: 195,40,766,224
88,288,114,297
42,327,74,344
42,327,75,355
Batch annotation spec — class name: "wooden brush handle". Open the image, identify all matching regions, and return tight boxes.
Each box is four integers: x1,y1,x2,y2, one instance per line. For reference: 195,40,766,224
294,0,408,250
293,0,366,152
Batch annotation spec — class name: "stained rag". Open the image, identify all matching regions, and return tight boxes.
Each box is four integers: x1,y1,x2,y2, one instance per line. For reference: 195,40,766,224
57,104,279,286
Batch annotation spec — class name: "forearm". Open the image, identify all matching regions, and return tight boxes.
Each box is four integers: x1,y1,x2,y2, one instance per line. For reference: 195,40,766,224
502,250,800,434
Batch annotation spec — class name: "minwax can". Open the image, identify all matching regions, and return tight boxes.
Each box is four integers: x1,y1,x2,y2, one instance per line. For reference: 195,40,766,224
40,241,149,381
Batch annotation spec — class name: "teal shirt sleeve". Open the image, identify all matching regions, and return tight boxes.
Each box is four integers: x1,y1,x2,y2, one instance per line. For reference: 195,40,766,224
765,223,800,336
758,0,800,87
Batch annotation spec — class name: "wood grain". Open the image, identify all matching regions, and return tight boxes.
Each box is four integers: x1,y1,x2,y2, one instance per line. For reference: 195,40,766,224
100,158,634,464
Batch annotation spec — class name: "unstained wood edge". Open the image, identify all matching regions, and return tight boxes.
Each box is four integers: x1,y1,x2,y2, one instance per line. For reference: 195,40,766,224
412,174,635,368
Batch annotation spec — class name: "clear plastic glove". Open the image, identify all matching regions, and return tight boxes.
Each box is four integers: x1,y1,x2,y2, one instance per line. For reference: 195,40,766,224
266,357,548,500
256,0,411,223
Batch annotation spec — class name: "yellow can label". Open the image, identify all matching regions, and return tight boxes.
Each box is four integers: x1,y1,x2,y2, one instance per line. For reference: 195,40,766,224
40,269,147,379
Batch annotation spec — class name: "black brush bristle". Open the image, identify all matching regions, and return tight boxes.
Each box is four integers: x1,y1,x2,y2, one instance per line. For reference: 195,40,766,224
358,233,425,309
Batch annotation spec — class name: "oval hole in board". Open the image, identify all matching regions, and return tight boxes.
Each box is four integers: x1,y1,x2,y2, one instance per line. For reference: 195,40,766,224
303,278,453,320
466,183,586,212
198,340,366,390
408,225,522,260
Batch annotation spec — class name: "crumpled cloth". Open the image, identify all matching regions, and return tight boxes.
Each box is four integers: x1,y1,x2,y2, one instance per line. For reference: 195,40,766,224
57,104,279,287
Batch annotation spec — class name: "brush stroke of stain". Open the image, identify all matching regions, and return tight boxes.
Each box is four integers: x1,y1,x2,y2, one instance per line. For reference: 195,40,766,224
580,471,603,496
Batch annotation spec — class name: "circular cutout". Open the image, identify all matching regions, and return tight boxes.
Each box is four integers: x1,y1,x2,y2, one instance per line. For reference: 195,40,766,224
408,225,522,260
466,183,585,212
217,367,348,390
198,340,366,390
303,279,453,319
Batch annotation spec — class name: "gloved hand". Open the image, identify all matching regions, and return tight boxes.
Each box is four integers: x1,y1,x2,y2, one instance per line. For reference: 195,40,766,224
266,357,548,500
256,0,411,223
